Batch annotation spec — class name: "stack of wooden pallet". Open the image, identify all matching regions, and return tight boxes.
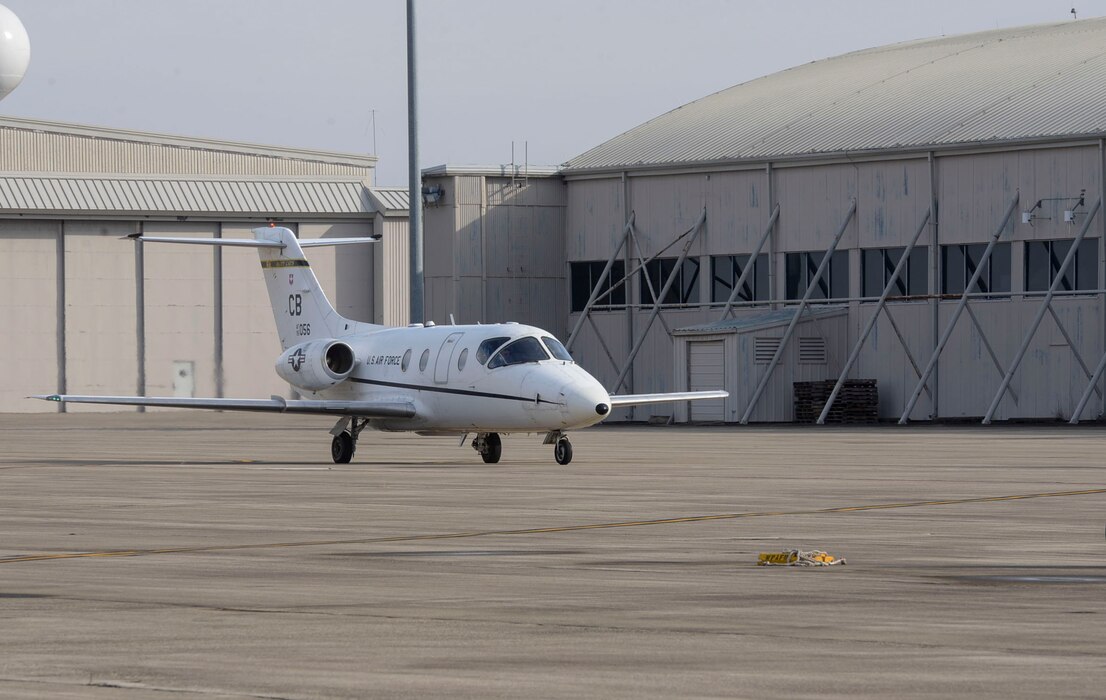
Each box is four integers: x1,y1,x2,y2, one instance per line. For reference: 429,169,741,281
793,379,878,424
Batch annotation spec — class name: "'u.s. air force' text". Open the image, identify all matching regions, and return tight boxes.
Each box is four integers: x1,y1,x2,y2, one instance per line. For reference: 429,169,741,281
368,355,402,366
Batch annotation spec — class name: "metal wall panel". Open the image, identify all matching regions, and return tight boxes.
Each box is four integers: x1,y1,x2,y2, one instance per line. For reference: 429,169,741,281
701,170,769,256
64,221,138,411
299,222,376,324
0,220,58,411
628,174,708,258
220,222,286,401
774,163,860,252
374,216,410,327
937,147,1101,245
566,178,624,261
856,159,931,248
852,302,935,420
141,223,217,404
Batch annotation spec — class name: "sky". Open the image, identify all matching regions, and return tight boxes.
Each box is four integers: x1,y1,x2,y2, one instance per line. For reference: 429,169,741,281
0,0,1103,186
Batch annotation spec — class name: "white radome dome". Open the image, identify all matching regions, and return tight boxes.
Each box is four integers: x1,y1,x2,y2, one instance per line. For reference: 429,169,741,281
0,3,29,101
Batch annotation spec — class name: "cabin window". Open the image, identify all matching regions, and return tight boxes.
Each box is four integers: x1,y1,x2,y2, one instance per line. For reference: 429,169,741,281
542,336,573,361
401,349,411,372
476,337,510,365
419,349,430,372
457,348,469,372
487,337,550,369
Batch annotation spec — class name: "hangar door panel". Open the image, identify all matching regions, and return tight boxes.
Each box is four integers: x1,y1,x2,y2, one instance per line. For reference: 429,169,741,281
689,341,725,421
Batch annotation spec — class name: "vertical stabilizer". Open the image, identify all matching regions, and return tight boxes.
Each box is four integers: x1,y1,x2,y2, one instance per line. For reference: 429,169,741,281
254,227,356,349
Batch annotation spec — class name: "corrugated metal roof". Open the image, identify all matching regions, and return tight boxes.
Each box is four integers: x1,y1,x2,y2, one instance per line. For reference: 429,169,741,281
367,187,410,215
0,176,376,217
565,18,1106,173
674,306,847,335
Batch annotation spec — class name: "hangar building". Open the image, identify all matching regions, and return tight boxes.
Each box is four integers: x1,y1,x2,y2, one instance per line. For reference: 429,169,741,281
1,116,408,412
425,18,1106,423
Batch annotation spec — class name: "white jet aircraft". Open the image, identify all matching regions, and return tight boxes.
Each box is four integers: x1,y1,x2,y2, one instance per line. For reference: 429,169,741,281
35,227,727,465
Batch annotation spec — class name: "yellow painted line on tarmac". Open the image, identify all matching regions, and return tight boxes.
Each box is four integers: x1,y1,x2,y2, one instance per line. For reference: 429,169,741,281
2,487,1104,565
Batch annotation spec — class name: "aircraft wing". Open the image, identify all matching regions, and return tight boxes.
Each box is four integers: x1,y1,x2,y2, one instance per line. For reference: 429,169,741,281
608,390,728,407
32,394,415,418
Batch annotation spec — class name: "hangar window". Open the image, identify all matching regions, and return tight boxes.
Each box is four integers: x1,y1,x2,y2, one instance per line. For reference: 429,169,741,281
861,247,928,299
571,261,626,312
711,254,769,304
639,257,700,305
941,243,1010,296
785,251,849,301
1025,238,1098,293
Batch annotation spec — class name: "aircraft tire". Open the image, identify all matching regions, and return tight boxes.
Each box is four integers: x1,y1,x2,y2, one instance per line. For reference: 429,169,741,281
554,437,573,465
482,432,502,464
331,431,355,464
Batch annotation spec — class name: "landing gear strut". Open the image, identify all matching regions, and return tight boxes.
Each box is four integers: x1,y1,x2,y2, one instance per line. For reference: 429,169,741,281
330,417,369,464
472,432,502,464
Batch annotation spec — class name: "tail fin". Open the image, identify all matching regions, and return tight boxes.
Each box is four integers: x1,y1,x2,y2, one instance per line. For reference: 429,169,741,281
254,227,374,349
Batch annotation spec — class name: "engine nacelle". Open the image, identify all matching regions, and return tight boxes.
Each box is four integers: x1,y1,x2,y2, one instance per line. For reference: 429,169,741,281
275,339,357,392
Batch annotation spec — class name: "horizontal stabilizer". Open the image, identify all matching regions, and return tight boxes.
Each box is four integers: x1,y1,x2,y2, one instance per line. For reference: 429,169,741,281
123,234,284,248
299,237,381,247
32,394,415,418
123,235,379,248
608,390,728,407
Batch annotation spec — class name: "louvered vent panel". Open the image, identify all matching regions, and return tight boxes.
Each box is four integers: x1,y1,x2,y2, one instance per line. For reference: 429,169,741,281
754,337,781,364
798,337,827,364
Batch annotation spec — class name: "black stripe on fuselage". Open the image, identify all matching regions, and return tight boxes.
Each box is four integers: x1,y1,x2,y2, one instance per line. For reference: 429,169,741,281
349,376,562,405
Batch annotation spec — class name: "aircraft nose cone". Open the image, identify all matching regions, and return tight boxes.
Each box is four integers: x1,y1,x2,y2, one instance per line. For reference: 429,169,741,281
561,380,611,428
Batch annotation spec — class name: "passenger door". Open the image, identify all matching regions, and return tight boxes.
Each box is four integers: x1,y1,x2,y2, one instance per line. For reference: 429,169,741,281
434,332,464,384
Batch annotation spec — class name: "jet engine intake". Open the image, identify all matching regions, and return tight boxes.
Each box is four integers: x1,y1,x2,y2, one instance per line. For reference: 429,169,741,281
276,339,357,392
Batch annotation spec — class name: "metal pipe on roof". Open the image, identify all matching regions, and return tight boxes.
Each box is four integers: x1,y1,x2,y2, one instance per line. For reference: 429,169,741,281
406,0,424,323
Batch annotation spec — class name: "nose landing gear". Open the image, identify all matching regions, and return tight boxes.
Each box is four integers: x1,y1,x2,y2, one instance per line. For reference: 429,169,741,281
544,430,573,465
472,432,502,464
554,436,573,465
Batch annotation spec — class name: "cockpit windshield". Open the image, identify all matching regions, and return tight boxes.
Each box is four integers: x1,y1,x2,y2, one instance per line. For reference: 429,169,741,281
542,336,573,362
487,337,550,369
476,336,510,365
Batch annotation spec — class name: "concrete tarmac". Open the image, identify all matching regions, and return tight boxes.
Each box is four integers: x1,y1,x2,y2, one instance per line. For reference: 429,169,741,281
1,413,1105,699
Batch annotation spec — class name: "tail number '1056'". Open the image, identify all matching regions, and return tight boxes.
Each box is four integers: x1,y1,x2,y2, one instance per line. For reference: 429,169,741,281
288,294,302,316
295,323,311,336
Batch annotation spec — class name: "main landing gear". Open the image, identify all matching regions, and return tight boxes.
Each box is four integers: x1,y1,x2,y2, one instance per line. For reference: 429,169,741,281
470,432,573,465
330,417,369,464
472,432,503,464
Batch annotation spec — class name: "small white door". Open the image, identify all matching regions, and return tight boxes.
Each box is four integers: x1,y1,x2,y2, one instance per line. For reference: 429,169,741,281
434,333,464,384
689,341,725,421
172,360,195,398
